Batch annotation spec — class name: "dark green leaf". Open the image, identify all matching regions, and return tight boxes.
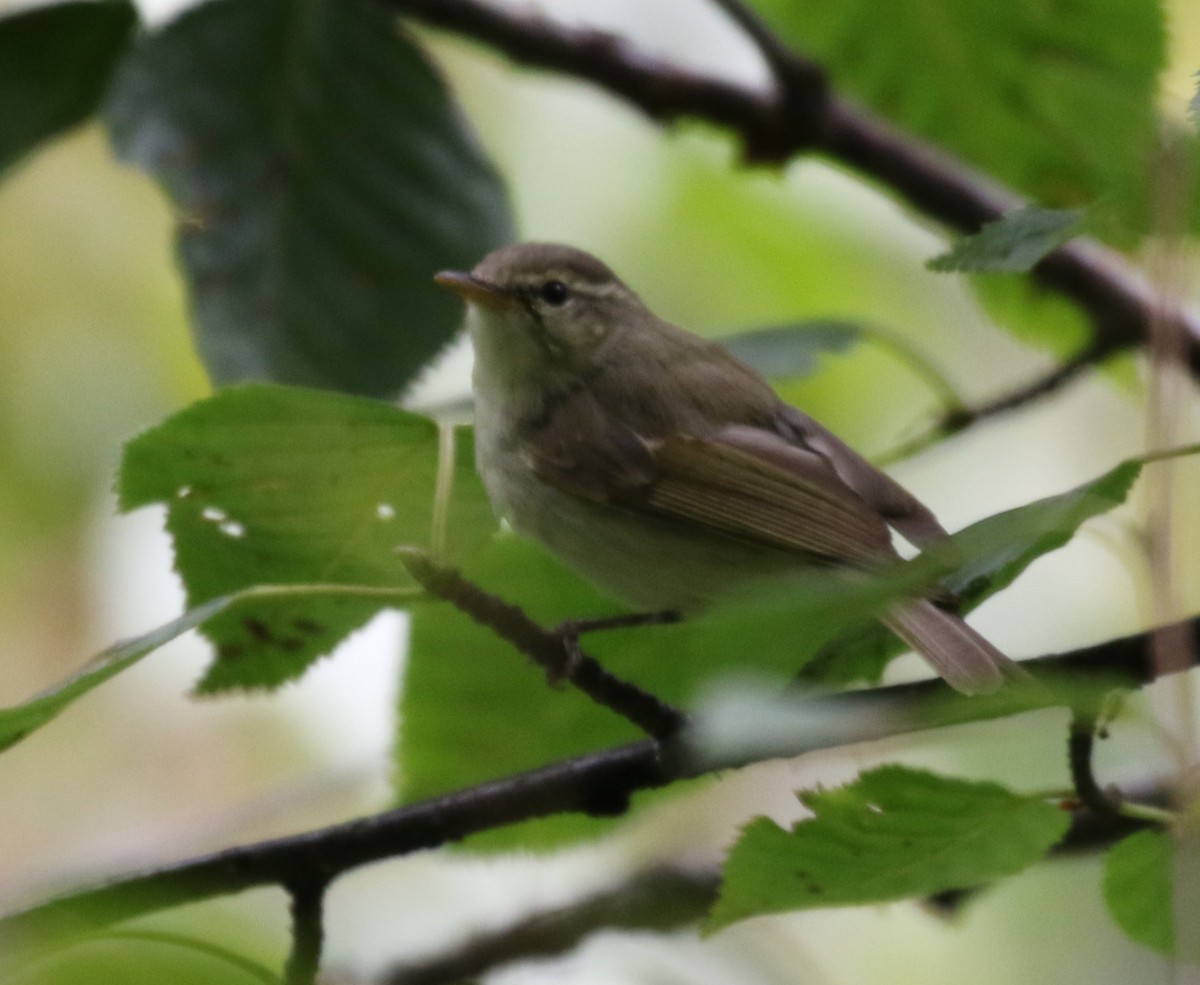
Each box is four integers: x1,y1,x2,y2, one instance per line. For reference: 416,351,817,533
119,384,493,690
0,1,136,176
709,765,1069,930
104,0,512,396
928,207,1084,274
750,0,1165,234
803,460,1143,686
721,321,861,381
1103,829,1175,954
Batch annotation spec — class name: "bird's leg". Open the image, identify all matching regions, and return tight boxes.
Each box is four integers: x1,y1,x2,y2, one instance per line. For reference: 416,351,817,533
548,610,682,685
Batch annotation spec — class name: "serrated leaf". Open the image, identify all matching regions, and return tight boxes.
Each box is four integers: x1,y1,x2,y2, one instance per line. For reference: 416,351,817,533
803,459,1143,687
928,207,1084,274
709,766,1069,930
0,584,414,752
104,0,512,396
0,1,137,176
750,0,1165,235
119,384,493,690
721,321,861,381
1104,829,1175,954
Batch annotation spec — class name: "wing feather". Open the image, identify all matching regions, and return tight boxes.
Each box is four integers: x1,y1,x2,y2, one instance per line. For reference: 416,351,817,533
636,435,893,561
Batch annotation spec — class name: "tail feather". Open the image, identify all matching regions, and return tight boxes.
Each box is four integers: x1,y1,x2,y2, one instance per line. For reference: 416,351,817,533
884,600,1026,695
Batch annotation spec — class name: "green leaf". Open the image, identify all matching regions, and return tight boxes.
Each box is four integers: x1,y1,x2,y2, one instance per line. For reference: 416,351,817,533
721,321,861,381
709,765,1069,931
104,0,512,397
1104,829,1175,954
928,207,1084,274
0,584,416,752
119,384,493,690
803,459,1143,686
750,0,1165,235
0,1,137,177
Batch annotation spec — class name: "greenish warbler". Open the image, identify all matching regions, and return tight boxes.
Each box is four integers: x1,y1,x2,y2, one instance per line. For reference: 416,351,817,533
435,243,1022,695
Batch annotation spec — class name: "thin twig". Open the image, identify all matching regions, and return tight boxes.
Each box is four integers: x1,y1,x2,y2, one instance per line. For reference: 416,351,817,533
1067,711,1121,821
388,0,1200,378
284,879,328,985
397,548,687,741
876,351,1098,464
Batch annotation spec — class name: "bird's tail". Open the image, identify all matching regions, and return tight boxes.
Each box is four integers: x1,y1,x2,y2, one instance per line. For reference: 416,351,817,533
884,599,1027,695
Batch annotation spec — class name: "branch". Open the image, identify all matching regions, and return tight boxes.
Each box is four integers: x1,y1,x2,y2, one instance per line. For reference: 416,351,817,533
283,879,327,985
389,0,1200,378
876,350,1101,464
397,549,686,741
384,787,1164,985
3,614,1194,953
380,866,721,985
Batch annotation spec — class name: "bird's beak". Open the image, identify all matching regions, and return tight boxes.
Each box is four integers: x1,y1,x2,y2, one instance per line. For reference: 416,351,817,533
434,270,518,310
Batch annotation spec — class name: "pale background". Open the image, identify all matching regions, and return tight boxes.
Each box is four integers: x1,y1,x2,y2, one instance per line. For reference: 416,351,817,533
1,0,1199,981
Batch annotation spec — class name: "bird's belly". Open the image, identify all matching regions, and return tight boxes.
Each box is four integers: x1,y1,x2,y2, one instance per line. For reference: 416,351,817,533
481,449,792,612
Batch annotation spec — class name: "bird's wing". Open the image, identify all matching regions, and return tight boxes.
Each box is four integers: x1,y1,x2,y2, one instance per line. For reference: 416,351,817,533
526,413,895,564
775,405,948,549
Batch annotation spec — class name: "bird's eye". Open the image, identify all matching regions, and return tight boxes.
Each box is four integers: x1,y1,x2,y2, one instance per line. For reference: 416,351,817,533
539,280,570,306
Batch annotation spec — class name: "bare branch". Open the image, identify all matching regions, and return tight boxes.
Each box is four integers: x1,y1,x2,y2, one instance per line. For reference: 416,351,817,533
381,866,721,985
388,0,1200,379
397,549,687,741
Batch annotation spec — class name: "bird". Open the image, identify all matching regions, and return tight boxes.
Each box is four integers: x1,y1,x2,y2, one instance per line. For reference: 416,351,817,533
434,242,1022,694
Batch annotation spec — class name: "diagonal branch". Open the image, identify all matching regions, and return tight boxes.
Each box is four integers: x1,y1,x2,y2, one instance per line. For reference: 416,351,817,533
387,0,1200,380
397,549,686,741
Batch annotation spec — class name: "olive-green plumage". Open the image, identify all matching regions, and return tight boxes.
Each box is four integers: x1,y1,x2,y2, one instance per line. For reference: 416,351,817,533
435,243,1023,694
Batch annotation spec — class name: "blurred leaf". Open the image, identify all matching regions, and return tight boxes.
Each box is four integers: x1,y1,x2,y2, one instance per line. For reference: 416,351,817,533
750,0,1165,235
0,1,136,176
928,207,1084,273
969,274,1092,359
0,593,227,753
104,0,512,397
3,927,276,985
1103,829,1174,954
721,321,861,380
120,385,492,690
803,459,1143,686
0,583,418,752
708,765,1069,930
